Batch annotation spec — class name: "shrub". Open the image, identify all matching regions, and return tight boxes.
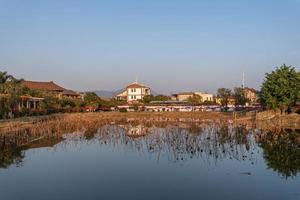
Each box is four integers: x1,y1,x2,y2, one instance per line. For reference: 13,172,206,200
119,108,127,112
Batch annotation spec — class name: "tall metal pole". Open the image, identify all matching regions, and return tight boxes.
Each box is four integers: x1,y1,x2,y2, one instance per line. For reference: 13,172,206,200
242,72,245,88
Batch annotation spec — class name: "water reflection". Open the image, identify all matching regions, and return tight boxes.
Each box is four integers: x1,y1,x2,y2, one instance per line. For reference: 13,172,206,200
0,121,300,178
0,136,62,168
257,128,300,178
0,147,24,168
98,124,257,164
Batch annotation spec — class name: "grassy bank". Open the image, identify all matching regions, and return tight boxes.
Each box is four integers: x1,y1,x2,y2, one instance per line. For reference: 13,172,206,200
0,112,232,134
1,111,299,136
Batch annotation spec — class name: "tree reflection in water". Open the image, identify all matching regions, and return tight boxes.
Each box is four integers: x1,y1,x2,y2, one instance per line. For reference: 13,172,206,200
0,147,24,168
0,136,62,169
257,128,300,178
0,121,300,179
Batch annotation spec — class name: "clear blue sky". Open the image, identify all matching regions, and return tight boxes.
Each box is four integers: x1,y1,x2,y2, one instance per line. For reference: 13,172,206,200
1,0,300,94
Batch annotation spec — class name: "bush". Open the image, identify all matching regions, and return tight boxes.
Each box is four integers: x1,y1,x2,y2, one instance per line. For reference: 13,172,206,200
59,98,76,108
119,108,127,112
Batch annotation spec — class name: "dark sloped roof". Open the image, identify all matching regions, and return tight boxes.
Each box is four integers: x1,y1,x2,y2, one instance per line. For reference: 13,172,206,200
22,80,65,92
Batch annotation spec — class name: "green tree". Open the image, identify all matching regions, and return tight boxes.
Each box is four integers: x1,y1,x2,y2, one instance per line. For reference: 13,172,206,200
0,71,14,84
217,88,232,110
154,95,170,101
41,95,60,110
0,71,25,118
187,94,202,105
0,71,24,94
142,95,170,104
258,129,300,178
234,87,248,106
260,64,300,113
59,98,76,108
83,92,101,107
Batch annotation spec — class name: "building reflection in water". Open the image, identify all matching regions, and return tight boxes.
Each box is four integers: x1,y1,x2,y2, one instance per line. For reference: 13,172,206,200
95,124,257,165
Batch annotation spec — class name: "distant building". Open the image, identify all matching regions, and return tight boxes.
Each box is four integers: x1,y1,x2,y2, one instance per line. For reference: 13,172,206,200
21,80,81,99
115,81,151,103
172,91,213,102
243,87,258,103
115,90,127,101
194,92,213,102
172,92,194,101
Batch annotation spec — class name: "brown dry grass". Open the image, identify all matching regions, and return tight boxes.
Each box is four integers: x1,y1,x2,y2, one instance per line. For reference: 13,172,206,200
1,111,299,136
0,112,234,149
0,112,233,134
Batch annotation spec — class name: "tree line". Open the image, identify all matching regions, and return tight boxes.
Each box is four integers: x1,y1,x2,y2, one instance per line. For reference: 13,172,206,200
1,64,299,118
0,71,125,119
217,64,300,113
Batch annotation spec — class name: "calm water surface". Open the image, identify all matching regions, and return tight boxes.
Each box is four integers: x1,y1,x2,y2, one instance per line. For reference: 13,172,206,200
0,121,300,200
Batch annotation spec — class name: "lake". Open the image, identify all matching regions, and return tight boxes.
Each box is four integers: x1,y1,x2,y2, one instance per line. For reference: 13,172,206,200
0,120,300,200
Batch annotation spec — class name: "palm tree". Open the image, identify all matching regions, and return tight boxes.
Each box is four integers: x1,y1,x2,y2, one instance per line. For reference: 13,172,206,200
0,71,24,119
0,71,23,93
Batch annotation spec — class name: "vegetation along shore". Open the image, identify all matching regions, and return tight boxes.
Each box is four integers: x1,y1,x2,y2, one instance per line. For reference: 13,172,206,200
1,64,299,128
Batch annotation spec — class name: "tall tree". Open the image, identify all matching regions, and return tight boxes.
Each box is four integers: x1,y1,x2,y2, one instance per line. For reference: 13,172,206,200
260,64,300,113
217,88,232,109
0,71,25,118
83,92,101,106
0,71,24,94
234,87,248,106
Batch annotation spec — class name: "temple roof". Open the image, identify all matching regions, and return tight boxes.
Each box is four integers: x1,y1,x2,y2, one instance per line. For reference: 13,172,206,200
22,80,65,92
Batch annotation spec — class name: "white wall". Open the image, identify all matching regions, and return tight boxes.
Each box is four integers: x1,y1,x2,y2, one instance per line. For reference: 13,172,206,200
126,87,151,102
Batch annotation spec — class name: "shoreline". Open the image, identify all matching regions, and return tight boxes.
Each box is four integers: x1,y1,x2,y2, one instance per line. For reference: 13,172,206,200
0,111,299,134
0,111,232,133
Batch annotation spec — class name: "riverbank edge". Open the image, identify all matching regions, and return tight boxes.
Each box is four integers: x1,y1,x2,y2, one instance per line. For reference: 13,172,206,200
0,111,299,134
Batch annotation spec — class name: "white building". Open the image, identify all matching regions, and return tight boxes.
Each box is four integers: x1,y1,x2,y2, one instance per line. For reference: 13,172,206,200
194,92,213,102
115,81,151,103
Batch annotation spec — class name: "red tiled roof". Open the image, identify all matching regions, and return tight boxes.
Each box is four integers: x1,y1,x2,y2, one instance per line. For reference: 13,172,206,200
21,80,65,92
126,82,149,89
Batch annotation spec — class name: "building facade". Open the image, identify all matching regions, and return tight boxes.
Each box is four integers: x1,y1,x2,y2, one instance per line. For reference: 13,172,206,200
243,87,258,103
115,81,151,103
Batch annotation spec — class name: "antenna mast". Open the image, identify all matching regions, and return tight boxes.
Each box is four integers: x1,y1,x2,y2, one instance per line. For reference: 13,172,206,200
242,72,245,88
